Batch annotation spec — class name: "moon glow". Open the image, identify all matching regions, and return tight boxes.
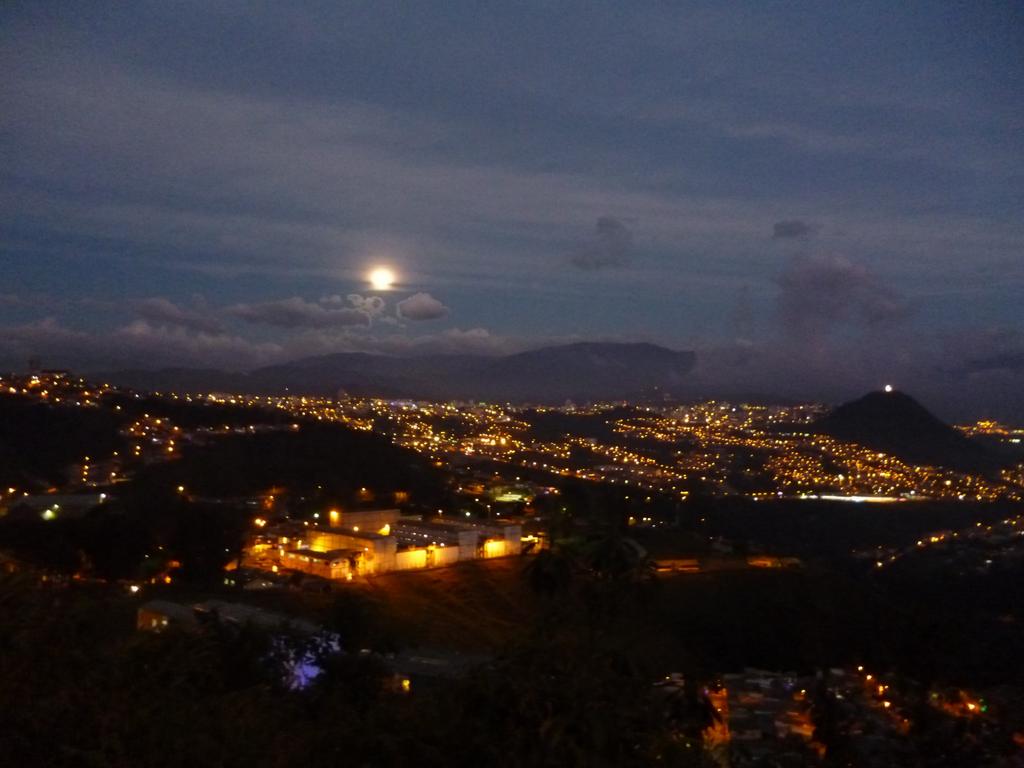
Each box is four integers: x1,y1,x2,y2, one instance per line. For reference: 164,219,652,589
368,267,396,291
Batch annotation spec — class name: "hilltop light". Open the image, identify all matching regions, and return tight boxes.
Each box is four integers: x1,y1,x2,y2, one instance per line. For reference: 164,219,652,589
884,384,894,393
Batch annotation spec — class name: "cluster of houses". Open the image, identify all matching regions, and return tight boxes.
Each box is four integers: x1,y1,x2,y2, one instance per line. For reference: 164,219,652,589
688,667,956,766
245,508,523,580
655,669,822,766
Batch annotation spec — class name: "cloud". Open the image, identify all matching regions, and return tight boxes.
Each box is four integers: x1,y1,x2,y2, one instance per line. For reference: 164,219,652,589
228,297,372,329
0,317,283,371
570,216,634,270
396,292,449,321
772,220,813,239
322,326,513,356
966,351,1024,374
130,297,223,334
0,315,521,372
4,54,1019,305
0,292,67,311
775,254,911,342
729,284,755,343
939,328,1024,376
338,294,386,318
0,294,28,308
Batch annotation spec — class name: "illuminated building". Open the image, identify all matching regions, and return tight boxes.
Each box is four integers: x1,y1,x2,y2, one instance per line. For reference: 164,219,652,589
246,510,523,579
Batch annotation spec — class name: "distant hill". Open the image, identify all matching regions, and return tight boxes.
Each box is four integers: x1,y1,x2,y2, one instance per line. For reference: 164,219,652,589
814,389,1001,473
99,342,697,404
0,395,126,489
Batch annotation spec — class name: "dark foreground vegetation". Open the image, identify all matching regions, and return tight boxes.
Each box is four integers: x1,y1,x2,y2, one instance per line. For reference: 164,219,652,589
0,560,719,768
3,534,1024,767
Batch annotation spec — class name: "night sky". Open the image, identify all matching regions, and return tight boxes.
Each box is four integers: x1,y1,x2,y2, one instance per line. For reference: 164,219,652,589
2,2,1022,417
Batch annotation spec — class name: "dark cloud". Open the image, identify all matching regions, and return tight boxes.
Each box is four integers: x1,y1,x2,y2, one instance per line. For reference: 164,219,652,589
130,297,223,334
921,329,1024,419
966,351,1024,373
0,294,27,308
772,220,813,239
729,284,755,344
944,329,1024,376
397,292,449,321
0,292,66,311
228,297,372,329
776,255,911,340
570,216,634,270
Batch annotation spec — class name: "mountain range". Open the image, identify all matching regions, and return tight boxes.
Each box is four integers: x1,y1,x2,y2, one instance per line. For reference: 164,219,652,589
99,342,698,404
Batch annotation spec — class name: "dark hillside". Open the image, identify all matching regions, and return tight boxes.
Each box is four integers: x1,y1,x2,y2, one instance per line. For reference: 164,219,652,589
815,390,999,472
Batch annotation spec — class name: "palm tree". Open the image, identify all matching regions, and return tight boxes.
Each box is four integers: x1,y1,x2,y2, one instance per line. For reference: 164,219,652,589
523,548,574,598
581,533,655,583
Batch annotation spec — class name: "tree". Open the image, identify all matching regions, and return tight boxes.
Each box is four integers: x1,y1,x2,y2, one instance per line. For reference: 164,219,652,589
523,548,574,599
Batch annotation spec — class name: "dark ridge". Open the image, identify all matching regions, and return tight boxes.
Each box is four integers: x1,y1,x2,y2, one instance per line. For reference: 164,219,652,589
814,389,1001,474
96,342,697,404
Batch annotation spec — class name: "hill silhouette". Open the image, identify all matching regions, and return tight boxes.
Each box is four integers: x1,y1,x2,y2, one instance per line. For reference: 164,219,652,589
100,342,697,403
0,395,126,488
814,389,999,473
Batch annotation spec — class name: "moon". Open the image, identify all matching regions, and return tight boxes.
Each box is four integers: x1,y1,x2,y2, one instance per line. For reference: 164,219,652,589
368,267,396,291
